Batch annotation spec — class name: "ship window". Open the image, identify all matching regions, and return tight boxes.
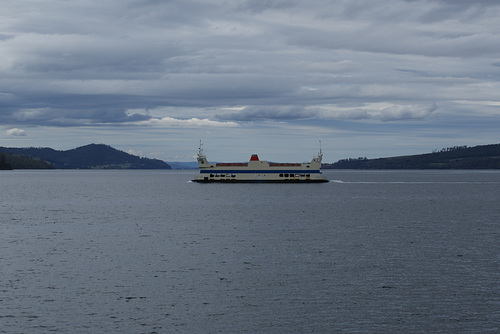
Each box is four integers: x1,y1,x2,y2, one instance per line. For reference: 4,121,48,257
284,173,289,177
279,174,284,177
306,174,310,177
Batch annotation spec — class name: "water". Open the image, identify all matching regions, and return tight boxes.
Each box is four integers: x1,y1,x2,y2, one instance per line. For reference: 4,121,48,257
1,169,499,333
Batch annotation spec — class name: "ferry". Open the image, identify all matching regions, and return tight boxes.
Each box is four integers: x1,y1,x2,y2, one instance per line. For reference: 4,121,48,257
192,141,328,183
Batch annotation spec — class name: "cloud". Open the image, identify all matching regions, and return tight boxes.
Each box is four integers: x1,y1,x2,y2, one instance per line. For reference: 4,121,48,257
5,106,151,126
2,0,498,120
238,0,296,13
318,103,438,122
216,106,318,121
375,104,438,122
135,117,240,128
127,149,143,157
6,128,26,136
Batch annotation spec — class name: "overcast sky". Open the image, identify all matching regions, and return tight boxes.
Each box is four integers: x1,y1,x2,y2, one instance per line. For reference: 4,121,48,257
1,0,499,162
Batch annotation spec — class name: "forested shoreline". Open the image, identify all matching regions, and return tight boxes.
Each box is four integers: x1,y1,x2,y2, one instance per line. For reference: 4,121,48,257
323,144,500,169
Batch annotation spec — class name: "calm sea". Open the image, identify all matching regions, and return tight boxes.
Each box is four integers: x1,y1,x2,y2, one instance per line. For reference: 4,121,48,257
1,170,499,333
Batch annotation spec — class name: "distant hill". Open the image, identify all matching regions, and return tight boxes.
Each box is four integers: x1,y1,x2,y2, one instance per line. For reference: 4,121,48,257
0,152,54,170
0,144,171,169
324,144,500,169
167,161,199,169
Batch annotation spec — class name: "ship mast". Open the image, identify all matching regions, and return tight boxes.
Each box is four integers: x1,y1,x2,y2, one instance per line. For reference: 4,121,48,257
313,140,323,164
197,140,209,166
198,139,204,156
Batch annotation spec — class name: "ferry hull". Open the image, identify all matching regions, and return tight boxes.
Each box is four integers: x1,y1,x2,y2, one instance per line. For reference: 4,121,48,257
192,178,328,183
193,169,328,183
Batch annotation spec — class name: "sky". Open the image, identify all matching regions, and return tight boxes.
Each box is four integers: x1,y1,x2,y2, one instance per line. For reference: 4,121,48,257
1,0,499,163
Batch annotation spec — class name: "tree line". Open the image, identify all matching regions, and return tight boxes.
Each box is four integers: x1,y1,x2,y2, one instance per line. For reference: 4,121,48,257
323,143,500,169
0,152,54,170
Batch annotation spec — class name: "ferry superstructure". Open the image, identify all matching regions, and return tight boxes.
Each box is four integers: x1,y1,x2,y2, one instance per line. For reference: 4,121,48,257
192,142,328,183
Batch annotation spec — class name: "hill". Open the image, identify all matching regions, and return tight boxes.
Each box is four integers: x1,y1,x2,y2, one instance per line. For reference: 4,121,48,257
324,144,500,169
0,144,171,169
167,161,199,169
0,152,54,170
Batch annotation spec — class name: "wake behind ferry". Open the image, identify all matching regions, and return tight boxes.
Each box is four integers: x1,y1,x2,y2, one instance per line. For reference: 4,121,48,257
192,142,328,183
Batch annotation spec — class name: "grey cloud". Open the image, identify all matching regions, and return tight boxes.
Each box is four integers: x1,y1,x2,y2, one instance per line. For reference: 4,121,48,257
328,109,371,121
316,103,438,122
216,106,318,122
6,128,26,136
12,108,151,126
286,21,499,58
376,104,438,122
4,33,184,80
341,0,500,22
1,95,152,126
238,0,296,13
0,0,499,130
